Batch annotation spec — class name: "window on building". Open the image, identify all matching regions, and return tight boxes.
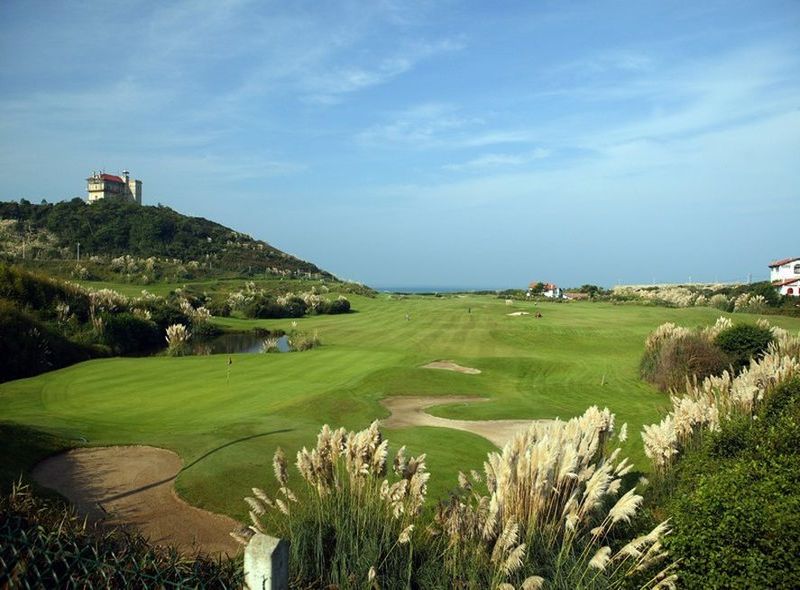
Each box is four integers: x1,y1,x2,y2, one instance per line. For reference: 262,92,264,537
794,263,800,274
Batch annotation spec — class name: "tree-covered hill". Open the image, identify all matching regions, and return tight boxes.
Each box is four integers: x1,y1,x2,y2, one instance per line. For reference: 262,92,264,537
0,198,335,281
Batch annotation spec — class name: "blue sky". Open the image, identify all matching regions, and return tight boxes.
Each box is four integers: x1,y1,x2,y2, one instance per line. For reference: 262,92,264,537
1,1,798,288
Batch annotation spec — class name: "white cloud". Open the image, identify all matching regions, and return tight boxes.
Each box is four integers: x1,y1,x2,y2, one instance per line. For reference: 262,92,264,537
303,37,465,103
365,108,800,209
357,103,534,149
443,148,551,171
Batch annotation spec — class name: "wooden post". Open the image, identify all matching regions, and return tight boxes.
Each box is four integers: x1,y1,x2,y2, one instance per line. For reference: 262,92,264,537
244,533,289,590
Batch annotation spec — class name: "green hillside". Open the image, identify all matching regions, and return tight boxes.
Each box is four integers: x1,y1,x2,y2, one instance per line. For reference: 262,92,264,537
0,198,334,282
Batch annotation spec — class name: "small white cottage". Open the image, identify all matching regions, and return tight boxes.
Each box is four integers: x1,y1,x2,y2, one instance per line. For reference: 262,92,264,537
543,283,562,298
769,257,800,297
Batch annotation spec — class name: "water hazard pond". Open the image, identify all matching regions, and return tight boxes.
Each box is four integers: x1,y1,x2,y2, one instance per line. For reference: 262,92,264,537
190,332,290,355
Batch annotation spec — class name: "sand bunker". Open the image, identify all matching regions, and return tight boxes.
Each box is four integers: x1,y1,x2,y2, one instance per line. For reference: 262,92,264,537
32,446,241,556
381,396,542,447
507,311,530,316
422,361,481,374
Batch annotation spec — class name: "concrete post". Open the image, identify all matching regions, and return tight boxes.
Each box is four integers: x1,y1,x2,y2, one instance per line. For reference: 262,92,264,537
244,533,289,590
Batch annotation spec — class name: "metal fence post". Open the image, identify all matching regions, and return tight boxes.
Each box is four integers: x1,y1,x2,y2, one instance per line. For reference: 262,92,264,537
244,533,289,590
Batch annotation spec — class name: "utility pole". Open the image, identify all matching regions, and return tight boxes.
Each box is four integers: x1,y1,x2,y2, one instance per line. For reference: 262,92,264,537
21,222,30,260
76,242,81,263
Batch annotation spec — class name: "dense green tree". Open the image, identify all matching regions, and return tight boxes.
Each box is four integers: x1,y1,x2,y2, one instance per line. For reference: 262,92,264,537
714,323,773,373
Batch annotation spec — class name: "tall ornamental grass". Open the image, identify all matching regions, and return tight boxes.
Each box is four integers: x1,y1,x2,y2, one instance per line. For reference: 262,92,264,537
431,407,673,589
165,322,191,356
238,411,674,589
641,320,800,474
235,421,427,589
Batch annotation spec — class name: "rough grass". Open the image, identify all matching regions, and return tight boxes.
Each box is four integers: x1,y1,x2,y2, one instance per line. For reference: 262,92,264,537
2,289,800,522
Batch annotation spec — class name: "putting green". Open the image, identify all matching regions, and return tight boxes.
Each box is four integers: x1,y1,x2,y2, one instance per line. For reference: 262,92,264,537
3,293,798,520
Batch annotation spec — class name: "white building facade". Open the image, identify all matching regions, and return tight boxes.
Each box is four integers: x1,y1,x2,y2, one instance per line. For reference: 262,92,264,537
769,257,800,297
87,170,142,204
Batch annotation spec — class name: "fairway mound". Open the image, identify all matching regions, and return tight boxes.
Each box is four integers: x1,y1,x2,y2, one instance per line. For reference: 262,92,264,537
422,360,481,374
380,396,544,447
507,311,530,316
31,446,241,556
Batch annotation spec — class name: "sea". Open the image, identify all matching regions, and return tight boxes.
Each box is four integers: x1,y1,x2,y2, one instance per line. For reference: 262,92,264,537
373,286,512,294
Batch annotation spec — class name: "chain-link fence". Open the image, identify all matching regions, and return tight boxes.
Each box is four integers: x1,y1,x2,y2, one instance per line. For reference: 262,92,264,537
1,483,242,589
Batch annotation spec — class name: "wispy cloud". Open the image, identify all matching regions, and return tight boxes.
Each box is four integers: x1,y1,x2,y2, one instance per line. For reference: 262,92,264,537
303,37,465,104
443,148,550,171
357,103,533,149
546,49,656,80
368,108,800,210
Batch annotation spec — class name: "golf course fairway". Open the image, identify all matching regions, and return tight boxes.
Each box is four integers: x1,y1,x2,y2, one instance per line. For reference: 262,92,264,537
4,293,799,523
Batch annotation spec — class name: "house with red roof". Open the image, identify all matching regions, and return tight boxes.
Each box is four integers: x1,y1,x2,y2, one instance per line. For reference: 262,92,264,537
769,257,800,297
86,170,142,205
527,281,563,299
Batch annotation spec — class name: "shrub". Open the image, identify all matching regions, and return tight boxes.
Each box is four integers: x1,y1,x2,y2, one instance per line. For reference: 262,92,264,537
708,293,731,311
0,263,91,321
640,319,799,474
206,300,231,317
662,379,800,589
191,321,223,340
641,333,729,392
288,331,320,351
714,323,773,373
0,300,96,382
281,296,307,318
1,481,242,587
327,296,351,314
143,301,191,333
243,294,307,319
640,323,730,392
747,281,781,306
101,312,161,354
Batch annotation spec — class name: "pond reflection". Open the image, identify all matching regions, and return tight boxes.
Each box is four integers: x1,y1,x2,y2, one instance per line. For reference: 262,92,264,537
190,333,290,355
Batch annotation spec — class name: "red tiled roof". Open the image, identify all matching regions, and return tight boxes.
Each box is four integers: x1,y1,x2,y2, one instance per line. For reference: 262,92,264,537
528,282,558,290
772,278,800,287
99,173,125,183
768,256,800,267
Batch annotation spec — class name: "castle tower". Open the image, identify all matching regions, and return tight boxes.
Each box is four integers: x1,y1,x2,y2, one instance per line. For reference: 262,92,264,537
128,178,142,205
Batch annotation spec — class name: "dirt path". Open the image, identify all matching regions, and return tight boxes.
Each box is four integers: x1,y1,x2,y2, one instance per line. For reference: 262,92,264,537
422,361,482,374
381,396,543,447
31,446,241,556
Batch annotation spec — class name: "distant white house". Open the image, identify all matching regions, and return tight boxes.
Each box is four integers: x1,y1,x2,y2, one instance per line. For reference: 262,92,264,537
528,281,563,298
543,283,562,298
769,256,800,297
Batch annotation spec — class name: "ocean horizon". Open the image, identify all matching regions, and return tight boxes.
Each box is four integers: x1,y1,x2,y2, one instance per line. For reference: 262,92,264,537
373,286,513,293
